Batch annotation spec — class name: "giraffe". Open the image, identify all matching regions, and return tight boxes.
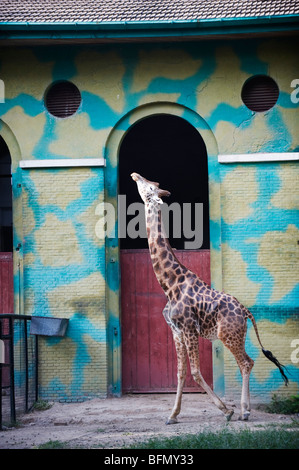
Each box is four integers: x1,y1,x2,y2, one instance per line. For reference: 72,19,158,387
131,172,288,423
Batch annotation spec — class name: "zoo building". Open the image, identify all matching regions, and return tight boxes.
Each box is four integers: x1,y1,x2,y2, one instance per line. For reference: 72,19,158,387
0,0,298,409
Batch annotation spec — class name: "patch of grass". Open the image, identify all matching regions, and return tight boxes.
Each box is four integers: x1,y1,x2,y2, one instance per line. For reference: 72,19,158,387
32,399,53,412
127,428,299,449
263,420,299,430
1,420,21,429
36,440,69,449
264,394,299,415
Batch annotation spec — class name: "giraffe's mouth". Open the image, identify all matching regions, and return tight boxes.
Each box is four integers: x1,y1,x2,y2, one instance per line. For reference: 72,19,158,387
131,172,171,198
131,172,140,182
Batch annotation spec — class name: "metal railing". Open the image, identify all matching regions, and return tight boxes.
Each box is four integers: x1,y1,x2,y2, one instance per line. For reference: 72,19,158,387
0,314,38,429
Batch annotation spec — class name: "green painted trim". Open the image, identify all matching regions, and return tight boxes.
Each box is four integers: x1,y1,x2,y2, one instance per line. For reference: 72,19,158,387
0,120,23,316
104,102,224,396
213,341,225,397
1,14,298,29
0,15,298,41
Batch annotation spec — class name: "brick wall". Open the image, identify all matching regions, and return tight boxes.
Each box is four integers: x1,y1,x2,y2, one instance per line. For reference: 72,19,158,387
21,167,107,401
220,162,299,401
1,37,298,401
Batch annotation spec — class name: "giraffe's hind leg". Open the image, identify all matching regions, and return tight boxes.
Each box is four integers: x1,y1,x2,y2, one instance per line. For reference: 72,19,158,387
218,324,254,421
185,333,234,421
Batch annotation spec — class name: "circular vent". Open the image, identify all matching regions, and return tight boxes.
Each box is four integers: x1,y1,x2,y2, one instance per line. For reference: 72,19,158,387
45,81,81,118
241,75,279,112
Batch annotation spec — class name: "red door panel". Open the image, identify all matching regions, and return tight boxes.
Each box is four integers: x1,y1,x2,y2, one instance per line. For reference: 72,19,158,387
121,249,213,393
0,253,13,314
0,253,14,388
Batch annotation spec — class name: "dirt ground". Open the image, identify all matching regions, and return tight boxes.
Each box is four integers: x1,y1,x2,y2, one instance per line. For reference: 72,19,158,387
0,393,297,449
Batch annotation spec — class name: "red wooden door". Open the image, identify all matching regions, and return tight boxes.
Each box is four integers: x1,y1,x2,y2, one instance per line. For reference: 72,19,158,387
121,249,212,393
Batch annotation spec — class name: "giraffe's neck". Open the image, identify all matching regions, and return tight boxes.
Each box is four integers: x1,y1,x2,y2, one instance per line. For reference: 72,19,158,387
145,202,185,293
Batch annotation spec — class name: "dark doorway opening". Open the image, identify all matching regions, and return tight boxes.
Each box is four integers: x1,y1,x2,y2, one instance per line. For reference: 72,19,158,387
0,136,12,252
119,114,209,250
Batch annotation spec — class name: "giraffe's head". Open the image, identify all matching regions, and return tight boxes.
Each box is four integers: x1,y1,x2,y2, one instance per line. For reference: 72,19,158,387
131,172,171,205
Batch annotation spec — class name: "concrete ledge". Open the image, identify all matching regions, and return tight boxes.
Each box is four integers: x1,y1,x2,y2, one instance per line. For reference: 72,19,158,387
218,152,299,163
19,158,106,168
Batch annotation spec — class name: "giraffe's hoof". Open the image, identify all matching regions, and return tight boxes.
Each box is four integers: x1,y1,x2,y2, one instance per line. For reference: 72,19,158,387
225,410,234,422
238,412,250,421
166,417,178,425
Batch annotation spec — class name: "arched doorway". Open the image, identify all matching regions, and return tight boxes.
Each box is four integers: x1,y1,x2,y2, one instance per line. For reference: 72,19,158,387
119,114,213,392
0,136,12,252
119,114,210,250
0,135,13,314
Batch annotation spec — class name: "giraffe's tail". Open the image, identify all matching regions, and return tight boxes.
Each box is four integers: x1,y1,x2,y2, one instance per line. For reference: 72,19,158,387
247,310,289,386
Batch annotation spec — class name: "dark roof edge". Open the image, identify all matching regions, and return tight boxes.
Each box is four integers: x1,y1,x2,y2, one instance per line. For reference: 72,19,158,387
0,15,298,42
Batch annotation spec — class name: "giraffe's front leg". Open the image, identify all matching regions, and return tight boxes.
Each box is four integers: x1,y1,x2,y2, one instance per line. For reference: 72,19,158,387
166,332,187,425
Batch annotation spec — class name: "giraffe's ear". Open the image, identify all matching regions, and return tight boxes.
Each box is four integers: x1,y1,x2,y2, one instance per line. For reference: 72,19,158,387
158,189,171,198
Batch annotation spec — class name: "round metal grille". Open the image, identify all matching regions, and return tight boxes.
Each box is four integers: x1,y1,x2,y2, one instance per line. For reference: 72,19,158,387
241,75,279,112
45,81,81,118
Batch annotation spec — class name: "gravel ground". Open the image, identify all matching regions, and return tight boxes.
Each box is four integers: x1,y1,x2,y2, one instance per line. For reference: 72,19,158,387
0,393,297,449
